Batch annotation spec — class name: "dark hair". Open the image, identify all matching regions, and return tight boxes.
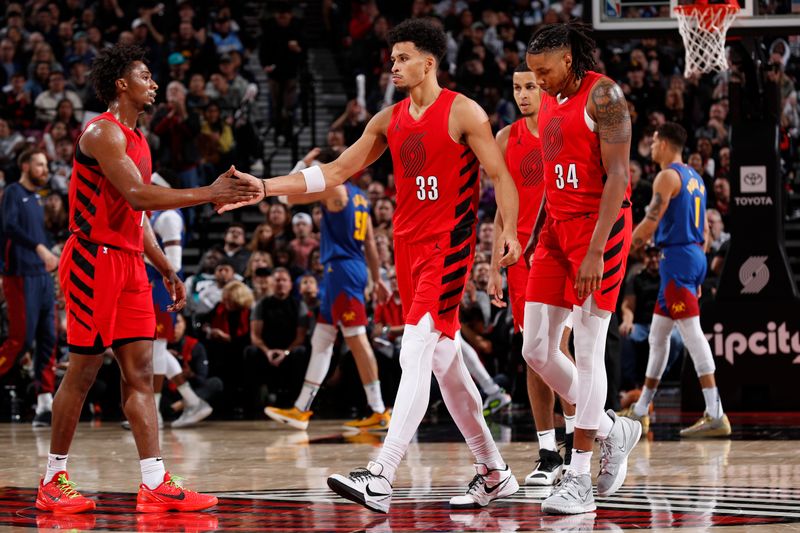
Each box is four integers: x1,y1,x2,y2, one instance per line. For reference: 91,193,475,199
227,222,246,232
527,21,596,79
387,18,447,63
18,148,47,169
514,61,531,73
89,43,147,104
656,122,688,151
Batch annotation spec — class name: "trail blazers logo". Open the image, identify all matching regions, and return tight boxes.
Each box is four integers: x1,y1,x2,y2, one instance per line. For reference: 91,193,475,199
739,256,769,294
400,132,426,179
520,148,544,188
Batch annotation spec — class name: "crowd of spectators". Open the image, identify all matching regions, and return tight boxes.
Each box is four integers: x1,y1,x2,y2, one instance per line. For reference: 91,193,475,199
1,0,799,423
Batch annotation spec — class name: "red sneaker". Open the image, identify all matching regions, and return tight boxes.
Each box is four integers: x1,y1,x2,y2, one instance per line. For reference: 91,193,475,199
35,471,96,514
136,473,218,513
37,513,97,530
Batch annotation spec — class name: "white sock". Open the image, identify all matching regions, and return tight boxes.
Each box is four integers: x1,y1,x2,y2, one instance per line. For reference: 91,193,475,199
44,453,68,484
570,449,592,475
164,351,183,379
597,411,614,440
177,382,200,408
294,382,319,412
154,392,161,411
363,380,386,414
537,429,557,452
634,385,657,417
702,387,724,419
465,432,505,470
36,393,53,414
140,457,166,490
564,414,575,435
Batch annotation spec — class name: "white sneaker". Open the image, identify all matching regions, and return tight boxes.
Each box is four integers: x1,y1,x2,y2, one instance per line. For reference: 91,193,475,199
449,463,519,509
327,461,393,513
525,448,564,486
482,389,512,417
540,469,595,515
597,409,642,497
171,399,213,428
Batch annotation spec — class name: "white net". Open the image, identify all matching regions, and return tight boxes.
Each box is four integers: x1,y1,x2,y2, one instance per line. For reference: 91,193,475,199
675,4,739,77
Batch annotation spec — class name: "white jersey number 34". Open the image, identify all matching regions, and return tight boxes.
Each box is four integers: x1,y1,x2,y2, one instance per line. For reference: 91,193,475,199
554,163,579,190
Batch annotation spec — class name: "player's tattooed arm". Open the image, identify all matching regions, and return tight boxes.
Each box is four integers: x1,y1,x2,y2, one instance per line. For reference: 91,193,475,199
645,192,664,221
591,79,631,145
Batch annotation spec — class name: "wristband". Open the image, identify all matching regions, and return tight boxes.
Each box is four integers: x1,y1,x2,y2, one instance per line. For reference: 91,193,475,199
300,166,326,193
262,179,267,198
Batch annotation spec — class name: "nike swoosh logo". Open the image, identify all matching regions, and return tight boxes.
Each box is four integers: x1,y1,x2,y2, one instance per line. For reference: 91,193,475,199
159,491,186,500
365,485,390,498
44,492,60,502
485,476,510,494
580,486,591,500
55,456,67,460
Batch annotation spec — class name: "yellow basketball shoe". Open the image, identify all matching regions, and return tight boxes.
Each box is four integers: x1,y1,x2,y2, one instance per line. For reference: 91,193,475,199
264,406,313,430
617,406,650,436
680,413,732,438
342,409,391,431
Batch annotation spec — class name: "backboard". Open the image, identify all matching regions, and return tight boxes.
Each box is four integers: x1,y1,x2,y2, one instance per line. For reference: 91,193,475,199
593,0,800,33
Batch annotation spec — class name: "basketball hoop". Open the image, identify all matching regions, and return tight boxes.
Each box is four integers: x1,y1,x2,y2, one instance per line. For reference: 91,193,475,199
674,0,740,78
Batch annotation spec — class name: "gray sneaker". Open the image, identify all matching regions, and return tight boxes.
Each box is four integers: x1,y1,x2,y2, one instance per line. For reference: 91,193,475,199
540,469,596,515
597,409,642,497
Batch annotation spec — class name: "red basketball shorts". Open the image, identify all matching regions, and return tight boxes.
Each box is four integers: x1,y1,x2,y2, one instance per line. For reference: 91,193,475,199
394,231,475,339
526,209,631,312
60,235,156,354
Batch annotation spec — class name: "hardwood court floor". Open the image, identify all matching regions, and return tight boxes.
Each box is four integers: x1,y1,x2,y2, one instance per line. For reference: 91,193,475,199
2,413,800,532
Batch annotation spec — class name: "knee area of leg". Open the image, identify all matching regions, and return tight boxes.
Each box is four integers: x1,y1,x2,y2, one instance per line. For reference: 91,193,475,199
692,356,715,377
522,344,548,371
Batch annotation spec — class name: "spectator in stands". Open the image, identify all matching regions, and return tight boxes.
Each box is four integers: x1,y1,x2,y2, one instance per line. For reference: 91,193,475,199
48,138,73,195
260,2,305,142
0,38,19,80
218,223,251,276
41,120,69,161
273,244,304,282
331,99,371,147
629,160,653,225
712,177,731,228
267,202,293,249
251,266,274,301
217,53,249,104
43,192,68,244
198,100,235,174
696,136,716,178
211,10,244,56
63,32,95,69
308,247,324,283
34,71,83,123
289,212,319,271
152,80,202,228
0,118,24,176
3,73,36,132
53,99,81,140
185,250,227,320
165,52,190,87
706,208,730,254
367,181,385,207
205,72,238,119
187,73,210,114
688,151,714,200
244,267,310,409
476,220,494,255
619,245,685,390
203,280,253,416
244,250,273,282
373,197,394,236
460,262,493,357
298,273,320,322
248,223,275,254
66,60,93,107
165,314,223,408
171,21,217,78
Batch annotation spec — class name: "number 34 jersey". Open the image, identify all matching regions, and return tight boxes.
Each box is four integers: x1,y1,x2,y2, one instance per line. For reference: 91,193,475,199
538,70,630,220
386,88,480,242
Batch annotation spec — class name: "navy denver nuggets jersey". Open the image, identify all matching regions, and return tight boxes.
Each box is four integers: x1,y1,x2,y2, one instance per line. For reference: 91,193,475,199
655,163,706,247
320,182,369,263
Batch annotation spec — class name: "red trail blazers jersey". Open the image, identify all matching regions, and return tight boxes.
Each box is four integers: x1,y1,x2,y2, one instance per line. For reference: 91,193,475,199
505,118,545,236
386,89,480,337
538,71,630,221
69,111,152,252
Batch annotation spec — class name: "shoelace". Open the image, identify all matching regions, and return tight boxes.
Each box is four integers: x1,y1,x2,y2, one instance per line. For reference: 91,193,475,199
349,468,377,482
465,473,487,495
165,475,186,489
551,470,579,499
55,474,80,499
598,439,612,475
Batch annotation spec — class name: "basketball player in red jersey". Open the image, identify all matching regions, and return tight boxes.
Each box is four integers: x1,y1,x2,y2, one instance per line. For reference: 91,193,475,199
523,23,642,514
490,63,578,486
221,19,522,513
36,44,259,514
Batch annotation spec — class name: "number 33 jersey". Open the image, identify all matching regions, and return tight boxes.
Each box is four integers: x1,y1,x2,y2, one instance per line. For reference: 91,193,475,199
538,71,630,220
386,88,480,242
